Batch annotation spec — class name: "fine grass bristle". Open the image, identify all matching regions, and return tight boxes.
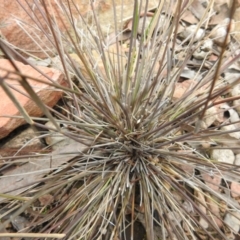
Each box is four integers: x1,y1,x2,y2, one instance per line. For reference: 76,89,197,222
1,0,240,239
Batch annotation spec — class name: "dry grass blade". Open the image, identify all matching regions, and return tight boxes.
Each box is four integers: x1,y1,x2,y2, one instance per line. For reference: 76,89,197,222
0,233,65,239
1,0,240,240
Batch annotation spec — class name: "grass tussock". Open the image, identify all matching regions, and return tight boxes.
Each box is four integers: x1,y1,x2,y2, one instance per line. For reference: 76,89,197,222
1,0,240,239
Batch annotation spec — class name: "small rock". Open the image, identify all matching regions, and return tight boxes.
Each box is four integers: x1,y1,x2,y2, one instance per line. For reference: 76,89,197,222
210,27,229,46
201,172,221,192
199,217,209,229
195,190,208,229
206,195,223,228
221,124,240,140
179,25,205,42
228,108,240,123
193,48,209,60
215,101,230,123
202,106,217,128
173,80,196,99
38,194,54,206
211,149,235,164
27,57,52,67
201,39,213,51
45,121,67,149
182,201,194,213
176,161,195,175
224,72,240,84
136,16,153,35
167,211,182,226
11,215,29,231
231,84,240,97
209,18,233,46
0,59,65,139
235,154,240,165
231,181,240,198
224,212,240,233
0,127,45,157
180,68,197,79
233,99,240,113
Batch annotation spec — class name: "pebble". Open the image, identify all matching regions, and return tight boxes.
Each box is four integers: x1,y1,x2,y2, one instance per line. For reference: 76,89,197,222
224,212,240,233
231,181,240,198
211,149,235,164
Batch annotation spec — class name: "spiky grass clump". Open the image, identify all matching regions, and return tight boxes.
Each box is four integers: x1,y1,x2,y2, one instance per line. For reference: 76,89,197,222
1,0,240,239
